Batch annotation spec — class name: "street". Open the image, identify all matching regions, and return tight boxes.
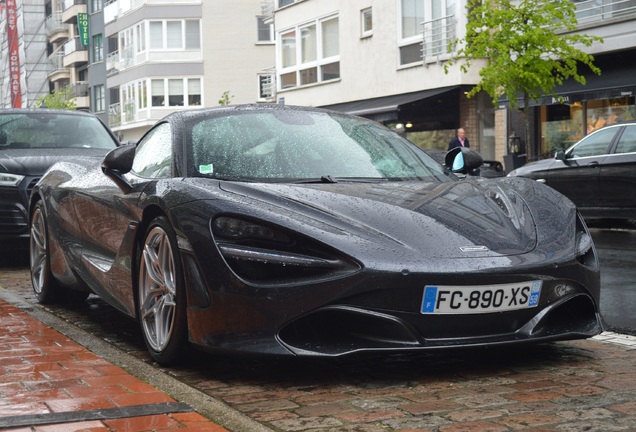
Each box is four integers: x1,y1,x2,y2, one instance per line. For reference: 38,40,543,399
591,228,636,335
1,227,636,431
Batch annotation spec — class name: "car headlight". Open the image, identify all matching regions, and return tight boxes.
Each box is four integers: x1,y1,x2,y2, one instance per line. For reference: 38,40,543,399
211,216,360,284
575,212,597,267
0,173,24,187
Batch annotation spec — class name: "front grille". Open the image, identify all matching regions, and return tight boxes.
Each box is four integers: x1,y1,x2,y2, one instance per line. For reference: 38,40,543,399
0,205,28,234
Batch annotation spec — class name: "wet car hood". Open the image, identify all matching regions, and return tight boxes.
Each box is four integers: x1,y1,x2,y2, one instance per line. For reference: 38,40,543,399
0,148,110,175
219,179,538,259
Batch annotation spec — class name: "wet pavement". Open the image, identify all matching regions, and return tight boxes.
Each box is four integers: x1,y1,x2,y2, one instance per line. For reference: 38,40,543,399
1,264,636,432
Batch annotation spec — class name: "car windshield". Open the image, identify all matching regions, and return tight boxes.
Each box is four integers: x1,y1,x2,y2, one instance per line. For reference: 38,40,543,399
0,112,117,150
189,109,447,182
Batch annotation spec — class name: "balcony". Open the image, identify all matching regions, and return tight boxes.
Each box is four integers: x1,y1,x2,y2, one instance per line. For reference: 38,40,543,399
104,0,201,24
421,15,456,64
68,82,89,109
45,12,69,43
62,0,87,24
48,51,70,83
107,50,119,76
575,0,636,24
63,37,88,67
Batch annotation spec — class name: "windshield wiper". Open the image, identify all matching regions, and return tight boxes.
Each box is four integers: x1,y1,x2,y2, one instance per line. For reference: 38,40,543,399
291,175,338,184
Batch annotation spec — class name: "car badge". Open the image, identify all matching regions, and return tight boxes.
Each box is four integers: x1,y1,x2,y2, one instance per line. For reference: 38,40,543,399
460,245,489,252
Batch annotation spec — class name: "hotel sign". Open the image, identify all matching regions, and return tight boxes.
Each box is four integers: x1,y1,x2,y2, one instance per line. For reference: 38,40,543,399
78,13,89,47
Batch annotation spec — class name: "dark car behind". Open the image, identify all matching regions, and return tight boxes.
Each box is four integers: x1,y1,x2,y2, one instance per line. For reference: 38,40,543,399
508,122,636,226
0,109,119,252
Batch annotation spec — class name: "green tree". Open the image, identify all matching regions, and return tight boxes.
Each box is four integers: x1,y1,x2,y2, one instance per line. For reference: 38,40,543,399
445,0,603,154
218,90,234,106
34,86,77,110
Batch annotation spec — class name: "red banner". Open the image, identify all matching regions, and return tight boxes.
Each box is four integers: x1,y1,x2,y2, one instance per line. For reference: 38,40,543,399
5,0,22,108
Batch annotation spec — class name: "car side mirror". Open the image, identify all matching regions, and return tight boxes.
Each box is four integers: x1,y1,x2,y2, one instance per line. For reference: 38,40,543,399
554,150,566,161
445,147,483,175
102,144,136,193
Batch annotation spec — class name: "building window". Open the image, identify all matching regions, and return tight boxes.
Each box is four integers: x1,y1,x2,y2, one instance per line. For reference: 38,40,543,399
258,73,275,100
93,85,105,112
137,81,147,110
400,0,456,65
136,22,146,53
92,34,103,62
151,79,165,106
278,15,339,90
187,78,201,106
361,8,373,38
149,20,200,50
151,78,202,107
91,0,103,12
185,20,201,49
279,0,294,7
257,16,274,42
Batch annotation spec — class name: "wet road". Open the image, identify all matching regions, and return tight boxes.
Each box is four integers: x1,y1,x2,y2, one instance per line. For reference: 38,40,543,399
591,228,636,335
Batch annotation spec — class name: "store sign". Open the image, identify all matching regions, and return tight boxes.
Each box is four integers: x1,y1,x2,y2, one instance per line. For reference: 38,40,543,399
5,0,22,108
78,13,89,47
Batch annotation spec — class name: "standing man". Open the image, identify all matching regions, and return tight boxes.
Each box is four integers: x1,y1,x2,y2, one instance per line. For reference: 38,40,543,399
448,127,469,150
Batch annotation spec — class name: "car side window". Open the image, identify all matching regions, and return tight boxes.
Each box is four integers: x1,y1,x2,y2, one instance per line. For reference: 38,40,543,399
569,127,616,158
615,126,636,155
132,123,173,178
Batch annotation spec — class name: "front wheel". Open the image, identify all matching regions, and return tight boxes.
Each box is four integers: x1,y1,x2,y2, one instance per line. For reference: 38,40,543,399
138,216,188,365
30,201,61,304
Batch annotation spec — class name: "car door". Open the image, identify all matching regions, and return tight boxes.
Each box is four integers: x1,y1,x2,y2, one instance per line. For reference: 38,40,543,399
72,122,174,316
599,124,636,215
544,126,617,210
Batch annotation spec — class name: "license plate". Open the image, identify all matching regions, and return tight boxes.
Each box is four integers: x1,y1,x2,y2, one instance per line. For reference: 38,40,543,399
421,281,542,314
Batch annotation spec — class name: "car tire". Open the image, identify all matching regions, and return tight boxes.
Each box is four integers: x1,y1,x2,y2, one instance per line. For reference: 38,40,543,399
138,216,188,365
30,201,60,304
30,201,90,304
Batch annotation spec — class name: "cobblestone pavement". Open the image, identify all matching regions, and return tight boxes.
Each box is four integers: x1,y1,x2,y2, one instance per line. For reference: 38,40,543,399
2,264,636,432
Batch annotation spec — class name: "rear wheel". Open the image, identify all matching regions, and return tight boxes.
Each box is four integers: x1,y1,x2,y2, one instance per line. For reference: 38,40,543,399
138,216,188,365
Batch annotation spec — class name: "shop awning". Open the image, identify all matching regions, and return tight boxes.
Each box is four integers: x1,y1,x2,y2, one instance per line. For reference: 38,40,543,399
322,86,460,122
499,51,636,108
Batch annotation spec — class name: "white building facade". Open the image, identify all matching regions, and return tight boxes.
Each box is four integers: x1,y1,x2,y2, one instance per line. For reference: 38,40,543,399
103,0,275,142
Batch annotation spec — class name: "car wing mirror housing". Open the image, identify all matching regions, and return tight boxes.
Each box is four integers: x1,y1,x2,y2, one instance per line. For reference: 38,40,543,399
445,147,484,175
102,144,136,193
554,150,566,161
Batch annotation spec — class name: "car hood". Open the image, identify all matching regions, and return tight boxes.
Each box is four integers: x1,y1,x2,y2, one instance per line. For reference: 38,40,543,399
219,179,538,260
0,148,111,175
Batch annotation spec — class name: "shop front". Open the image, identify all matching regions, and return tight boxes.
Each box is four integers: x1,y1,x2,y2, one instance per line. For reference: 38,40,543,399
505,50,636,166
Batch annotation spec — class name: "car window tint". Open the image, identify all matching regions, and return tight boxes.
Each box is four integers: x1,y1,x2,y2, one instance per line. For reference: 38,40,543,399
615,125,636,154
569,127,615,158
132,123,173,178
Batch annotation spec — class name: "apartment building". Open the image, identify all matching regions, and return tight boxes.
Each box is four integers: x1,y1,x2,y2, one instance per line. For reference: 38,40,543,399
100,0,274,142
44,0,89,110
0,0,49,107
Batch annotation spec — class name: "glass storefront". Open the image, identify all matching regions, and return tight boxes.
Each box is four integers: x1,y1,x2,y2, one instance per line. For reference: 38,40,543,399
539,96,636,158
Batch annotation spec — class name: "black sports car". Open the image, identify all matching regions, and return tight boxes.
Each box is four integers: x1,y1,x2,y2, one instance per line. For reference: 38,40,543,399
29,105,602,365
0,109,119,252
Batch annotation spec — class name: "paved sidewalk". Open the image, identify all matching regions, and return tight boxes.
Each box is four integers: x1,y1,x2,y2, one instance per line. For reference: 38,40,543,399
0,298,228,432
